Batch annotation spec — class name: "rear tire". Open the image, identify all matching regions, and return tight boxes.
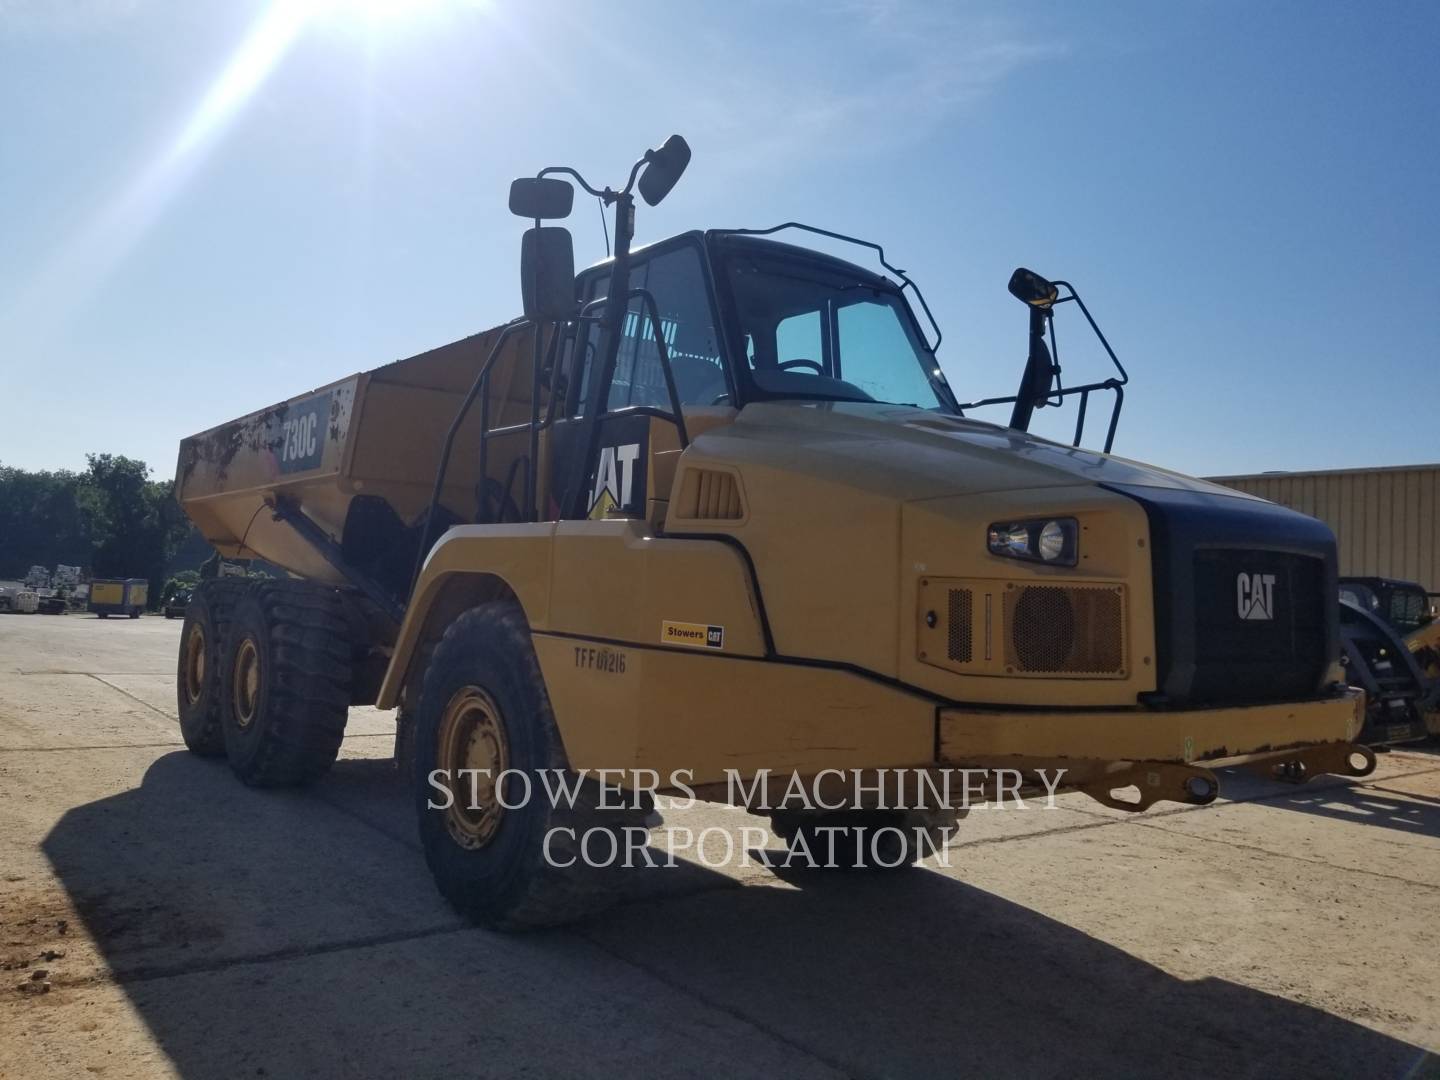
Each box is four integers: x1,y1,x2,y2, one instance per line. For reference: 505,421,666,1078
221,580,352,787
176,581,244,756
415,603,621,930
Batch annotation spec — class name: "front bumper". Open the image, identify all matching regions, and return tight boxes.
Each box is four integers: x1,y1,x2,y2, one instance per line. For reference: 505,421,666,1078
939,687,1372,811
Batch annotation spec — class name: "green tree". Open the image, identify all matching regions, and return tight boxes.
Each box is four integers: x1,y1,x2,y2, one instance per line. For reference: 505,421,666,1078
0,465,90,577
79,454,192,606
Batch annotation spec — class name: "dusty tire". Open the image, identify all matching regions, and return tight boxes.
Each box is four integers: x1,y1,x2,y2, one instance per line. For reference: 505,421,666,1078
221,581,351,787
415,603,618,930
176,582,243,756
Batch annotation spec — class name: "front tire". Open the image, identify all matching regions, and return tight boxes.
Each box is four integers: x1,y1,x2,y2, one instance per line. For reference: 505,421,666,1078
415,603,615,930
221,581,352,787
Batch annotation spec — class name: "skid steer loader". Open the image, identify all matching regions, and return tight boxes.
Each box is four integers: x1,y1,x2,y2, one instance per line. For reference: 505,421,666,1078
174,136,1372,928
1338,576,1440,743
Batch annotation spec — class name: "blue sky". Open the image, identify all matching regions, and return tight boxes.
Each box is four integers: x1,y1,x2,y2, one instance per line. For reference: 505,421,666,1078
1,0,1436,479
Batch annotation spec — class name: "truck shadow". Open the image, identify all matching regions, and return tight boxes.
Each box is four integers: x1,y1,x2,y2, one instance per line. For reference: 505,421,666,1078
1212,751,1440,838
37,752,1436,1080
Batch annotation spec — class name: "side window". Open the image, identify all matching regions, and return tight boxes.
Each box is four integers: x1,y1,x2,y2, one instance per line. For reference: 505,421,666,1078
574,244,727,413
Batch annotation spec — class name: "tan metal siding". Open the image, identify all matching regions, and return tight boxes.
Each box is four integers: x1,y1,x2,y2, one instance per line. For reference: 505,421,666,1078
1208,465,1440,588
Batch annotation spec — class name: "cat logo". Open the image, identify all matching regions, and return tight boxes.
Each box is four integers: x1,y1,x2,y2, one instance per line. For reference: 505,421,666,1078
1236,571,1277,621
588,443,641,519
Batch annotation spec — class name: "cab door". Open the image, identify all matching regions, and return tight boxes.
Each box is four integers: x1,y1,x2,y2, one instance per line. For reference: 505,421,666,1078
547,236,731,522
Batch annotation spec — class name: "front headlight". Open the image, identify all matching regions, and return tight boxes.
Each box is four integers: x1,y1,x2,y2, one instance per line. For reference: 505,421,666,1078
987,517,1078,567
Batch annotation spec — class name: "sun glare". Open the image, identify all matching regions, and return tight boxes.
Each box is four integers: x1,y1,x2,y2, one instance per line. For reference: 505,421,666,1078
302,0,487,25
3,0,495,341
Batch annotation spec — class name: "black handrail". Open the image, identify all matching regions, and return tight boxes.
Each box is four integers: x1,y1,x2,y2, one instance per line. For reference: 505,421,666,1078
712,222,944,354
408,318,530,599
578,287,690,448
956,280,1129,454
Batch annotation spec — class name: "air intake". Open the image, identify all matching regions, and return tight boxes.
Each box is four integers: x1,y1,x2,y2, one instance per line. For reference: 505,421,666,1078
674,468,744,521
947,588,973,664
1003,584,1125,675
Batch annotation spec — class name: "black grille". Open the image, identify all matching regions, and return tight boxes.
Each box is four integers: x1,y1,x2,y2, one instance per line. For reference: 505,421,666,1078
1191,550,1327,703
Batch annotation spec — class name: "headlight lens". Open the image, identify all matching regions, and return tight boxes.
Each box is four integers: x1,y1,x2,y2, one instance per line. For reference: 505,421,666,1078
1038,520,1067,561
987,517,1078,566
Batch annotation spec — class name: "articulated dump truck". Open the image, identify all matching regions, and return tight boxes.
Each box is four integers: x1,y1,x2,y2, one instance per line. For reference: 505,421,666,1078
174,136,1373,928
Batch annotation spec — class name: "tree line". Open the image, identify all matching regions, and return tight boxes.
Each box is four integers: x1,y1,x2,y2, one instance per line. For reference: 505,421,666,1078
0,454,198,602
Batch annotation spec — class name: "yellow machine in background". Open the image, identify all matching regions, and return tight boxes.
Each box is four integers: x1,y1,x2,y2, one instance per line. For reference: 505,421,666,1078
173,137,1371,929
88,578,148,619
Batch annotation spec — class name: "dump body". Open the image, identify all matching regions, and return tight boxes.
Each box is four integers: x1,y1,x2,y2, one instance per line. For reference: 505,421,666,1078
88,579,148,617
175,322,547,591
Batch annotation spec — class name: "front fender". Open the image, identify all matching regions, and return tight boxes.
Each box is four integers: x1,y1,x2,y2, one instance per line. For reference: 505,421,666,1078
376,523,556,709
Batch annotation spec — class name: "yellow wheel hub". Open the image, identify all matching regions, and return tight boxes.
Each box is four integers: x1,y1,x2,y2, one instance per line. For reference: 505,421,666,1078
436,685,509,850
183,623,206,707
232,637,261,730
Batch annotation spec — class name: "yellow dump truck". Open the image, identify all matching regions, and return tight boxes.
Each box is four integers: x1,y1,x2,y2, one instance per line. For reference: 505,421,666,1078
174,137,1371,928
89,578,148,619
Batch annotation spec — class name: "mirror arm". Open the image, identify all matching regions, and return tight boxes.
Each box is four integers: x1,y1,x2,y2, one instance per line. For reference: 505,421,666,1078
537,166,607,201
1008,306,1052,433
620,153,649,197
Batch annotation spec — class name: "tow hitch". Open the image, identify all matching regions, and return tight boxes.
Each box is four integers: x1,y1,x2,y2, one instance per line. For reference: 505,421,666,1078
1078,761,1221,812
1243,741,1377,785
1073,741,1377,812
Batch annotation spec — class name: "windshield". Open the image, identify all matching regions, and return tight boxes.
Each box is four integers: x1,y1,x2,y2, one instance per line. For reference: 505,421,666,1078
723,249,952,410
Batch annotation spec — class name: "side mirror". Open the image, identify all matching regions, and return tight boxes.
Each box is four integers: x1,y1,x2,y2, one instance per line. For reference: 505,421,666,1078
520,227,576,321
510,177,574,220
637,134,691,207
1008,267,1059,308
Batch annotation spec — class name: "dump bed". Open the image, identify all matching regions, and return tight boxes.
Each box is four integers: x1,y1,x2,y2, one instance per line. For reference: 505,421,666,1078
175,322,546,586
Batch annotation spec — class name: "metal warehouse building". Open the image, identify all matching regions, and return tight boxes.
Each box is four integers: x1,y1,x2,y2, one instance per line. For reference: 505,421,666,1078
1207,463,1440,589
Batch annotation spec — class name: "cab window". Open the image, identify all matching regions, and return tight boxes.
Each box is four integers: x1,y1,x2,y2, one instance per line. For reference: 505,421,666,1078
574,243,728,413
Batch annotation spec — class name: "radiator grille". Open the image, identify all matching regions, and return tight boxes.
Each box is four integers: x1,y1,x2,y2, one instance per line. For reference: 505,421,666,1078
1192,550,1325,702
1003,584,1125,675
947,588,973,663
675,469,743,520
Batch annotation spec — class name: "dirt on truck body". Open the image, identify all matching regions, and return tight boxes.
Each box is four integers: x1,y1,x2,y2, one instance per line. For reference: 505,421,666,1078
173,136,1372,929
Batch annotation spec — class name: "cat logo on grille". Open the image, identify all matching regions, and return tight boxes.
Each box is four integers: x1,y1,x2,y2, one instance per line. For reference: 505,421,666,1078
1236,572,1277,621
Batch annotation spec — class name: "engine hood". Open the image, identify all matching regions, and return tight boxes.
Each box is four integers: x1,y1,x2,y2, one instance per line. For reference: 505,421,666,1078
707,401,1255,504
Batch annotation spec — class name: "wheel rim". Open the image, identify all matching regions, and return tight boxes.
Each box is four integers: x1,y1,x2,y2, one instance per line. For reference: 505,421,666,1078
436,685,509,850
232,637,261,729
183,623,207,707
